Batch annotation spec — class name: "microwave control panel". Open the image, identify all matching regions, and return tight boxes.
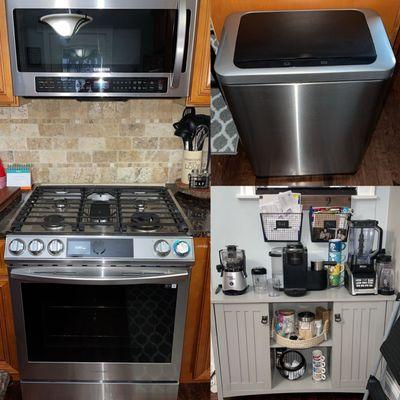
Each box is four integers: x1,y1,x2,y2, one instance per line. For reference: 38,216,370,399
35,77,168,93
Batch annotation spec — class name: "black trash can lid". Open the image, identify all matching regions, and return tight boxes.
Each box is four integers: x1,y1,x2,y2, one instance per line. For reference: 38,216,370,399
234,10,377,69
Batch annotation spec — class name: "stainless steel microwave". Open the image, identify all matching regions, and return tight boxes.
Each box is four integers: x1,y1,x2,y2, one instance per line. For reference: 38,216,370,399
6,0,197,98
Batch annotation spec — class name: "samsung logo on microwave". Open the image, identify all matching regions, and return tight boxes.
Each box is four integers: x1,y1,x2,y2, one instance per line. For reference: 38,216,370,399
93,67,111,72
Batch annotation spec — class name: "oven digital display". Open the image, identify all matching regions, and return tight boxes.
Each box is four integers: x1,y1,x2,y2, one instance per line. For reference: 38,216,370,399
68,241,91,256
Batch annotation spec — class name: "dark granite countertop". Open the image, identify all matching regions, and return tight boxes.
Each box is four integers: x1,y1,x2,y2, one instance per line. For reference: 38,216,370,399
172,191,210,237
0,191,30,238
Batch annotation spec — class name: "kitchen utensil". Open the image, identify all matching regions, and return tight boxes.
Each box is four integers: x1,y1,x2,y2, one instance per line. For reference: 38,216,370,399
345,220,382,295
181,150,202,184
269,247,284,290
283,242,308,297
377,253,395,295
217,245,248,295
315,319,323,336
251,267,267,293
278,350,306,381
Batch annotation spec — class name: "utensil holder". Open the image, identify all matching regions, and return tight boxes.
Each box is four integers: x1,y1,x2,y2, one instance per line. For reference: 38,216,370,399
181,150,202,184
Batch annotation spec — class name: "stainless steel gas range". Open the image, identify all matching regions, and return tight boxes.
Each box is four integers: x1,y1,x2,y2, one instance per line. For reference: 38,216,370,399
4,185,195,400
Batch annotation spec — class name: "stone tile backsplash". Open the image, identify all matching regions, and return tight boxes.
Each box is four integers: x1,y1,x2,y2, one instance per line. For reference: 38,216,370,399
0,99,205,184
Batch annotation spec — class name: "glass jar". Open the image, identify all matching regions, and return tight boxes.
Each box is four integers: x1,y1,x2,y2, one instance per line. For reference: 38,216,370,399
251,267,267,293
298,311,315,339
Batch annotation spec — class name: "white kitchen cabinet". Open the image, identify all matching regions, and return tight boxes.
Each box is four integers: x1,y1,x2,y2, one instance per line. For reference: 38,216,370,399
332,301,386,389
214,303,271,397
212,288,395,399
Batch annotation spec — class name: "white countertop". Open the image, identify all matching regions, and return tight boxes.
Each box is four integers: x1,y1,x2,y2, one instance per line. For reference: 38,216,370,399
212,285,397,304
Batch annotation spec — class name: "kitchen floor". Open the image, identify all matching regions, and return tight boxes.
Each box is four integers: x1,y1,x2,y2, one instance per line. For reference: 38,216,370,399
211,52,400,186
210,393,363,399
5,382,211,400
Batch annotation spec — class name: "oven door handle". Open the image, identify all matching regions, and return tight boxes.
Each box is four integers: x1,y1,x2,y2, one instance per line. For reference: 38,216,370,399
171,0,187,88
10,267,189,285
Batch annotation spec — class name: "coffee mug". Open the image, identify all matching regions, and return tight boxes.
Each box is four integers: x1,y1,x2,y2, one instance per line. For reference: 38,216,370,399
313,361,326,368
329,239,346,252
313,372,326,381
328,251,345,264
313,366,326,373
312,350,325,360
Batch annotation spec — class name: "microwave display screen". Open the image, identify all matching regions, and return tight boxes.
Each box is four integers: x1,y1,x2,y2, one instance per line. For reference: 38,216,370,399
13,9,180,73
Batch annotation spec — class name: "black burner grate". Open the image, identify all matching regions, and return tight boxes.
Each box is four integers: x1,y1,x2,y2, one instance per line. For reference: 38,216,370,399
10,186,189,235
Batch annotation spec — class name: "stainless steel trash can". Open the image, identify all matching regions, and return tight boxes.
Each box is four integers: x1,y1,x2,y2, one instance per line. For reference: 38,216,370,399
215,9,396,177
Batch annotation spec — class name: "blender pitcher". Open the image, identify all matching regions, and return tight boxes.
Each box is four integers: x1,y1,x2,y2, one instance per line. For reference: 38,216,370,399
347,220,383,266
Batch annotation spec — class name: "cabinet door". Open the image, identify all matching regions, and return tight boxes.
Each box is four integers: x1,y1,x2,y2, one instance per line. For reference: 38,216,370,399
180,237,210,383
332,301,386,389
215,303,271,397
187,0,210,106
0,277,19,380
0,0,18,106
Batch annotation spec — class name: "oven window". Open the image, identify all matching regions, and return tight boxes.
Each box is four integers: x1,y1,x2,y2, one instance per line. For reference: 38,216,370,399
13,9,179,73
21,283,178,363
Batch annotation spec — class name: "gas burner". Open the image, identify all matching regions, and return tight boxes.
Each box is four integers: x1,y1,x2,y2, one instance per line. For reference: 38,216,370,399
131,212,161,232
42,214,65,231
54,198,68,211
87,192,115,202
90,202,111,224
132,200,146,212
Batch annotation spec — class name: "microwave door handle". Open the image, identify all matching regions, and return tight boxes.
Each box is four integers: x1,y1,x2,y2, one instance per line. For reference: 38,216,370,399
10,268,188,285
171,0,187,88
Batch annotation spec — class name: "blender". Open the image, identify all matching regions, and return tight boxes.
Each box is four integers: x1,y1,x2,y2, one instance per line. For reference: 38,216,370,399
345,220,382,295
217,245,248,295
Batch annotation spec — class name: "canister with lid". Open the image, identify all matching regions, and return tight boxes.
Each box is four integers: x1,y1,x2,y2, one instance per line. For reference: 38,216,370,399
298,311,315,339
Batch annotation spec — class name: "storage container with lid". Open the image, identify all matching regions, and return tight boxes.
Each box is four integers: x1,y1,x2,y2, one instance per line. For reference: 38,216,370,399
215,9,396,177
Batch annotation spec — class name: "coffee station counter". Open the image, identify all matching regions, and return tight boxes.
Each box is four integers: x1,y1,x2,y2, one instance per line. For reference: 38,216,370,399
212,285,396,304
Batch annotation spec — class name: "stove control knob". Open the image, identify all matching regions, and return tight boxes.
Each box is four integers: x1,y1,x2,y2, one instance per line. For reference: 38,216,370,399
154,240,171,257
48,239,64,256
173,240,190,257
93,240,106,255
9,239,25,255
28,239,45,256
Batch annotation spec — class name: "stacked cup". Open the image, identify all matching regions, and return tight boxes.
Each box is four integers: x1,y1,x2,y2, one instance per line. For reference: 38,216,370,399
312,350,327,382
328,239,346,287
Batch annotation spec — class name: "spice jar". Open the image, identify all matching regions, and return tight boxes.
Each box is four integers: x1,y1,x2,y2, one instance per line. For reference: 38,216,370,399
298,311,315,339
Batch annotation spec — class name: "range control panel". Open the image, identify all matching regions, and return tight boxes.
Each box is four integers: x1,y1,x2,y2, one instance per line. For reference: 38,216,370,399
36,77,168,94
5,235,194,263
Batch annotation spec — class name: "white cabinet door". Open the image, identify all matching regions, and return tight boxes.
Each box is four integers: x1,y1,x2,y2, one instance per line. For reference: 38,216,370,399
214,303,271,397
332,301,386,389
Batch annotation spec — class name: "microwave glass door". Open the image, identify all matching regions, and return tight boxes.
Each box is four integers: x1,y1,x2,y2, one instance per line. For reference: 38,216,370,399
21,282,178,363
13,9,181,73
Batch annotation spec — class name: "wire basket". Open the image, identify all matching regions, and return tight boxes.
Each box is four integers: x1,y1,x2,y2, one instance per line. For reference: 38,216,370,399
260,212,303,242
309,209,352,243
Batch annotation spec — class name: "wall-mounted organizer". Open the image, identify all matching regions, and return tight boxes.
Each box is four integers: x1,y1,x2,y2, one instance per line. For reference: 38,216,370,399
260,212,303,242
309,207,352,243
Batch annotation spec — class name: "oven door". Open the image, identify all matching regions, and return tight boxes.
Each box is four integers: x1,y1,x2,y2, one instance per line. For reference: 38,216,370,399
9,266,190,382
7,0,197,97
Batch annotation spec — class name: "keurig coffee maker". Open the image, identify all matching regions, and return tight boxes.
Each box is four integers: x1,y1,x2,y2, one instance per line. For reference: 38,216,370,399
283,243,308,296
217,245,248,295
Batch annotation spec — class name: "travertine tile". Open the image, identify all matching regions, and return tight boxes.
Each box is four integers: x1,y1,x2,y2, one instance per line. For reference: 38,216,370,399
27,138,53,149
93,150,117,163
67,151,92,163
0,98,205,184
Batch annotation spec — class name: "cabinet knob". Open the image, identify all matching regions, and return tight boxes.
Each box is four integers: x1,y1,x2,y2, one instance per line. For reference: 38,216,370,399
261,315,269,325
335,313,342,323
